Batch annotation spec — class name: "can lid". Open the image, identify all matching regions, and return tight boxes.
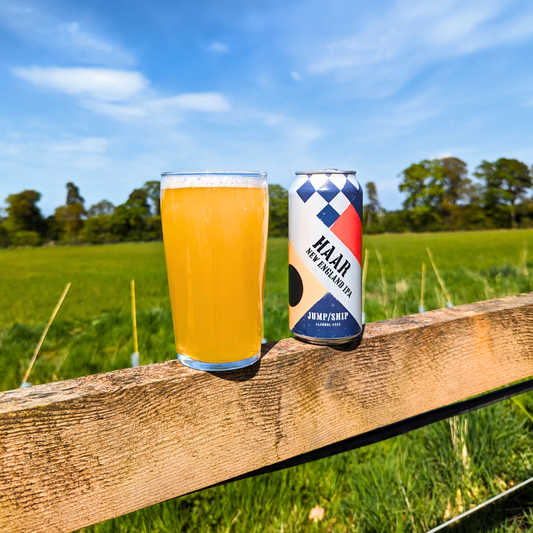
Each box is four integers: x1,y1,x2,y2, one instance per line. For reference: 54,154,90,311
295,169,356,175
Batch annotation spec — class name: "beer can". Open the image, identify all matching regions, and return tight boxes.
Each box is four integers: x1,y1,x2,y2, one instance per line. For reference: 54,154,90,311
289,169,362,345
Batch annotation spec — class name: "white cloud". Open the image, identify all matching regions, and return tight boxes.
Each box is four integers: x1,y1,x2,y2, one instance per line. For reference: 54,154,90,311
261,113,286,126
82,101,148,119
80,92,231,122
203,42,230,54
150,93,231,113
0,141,24,157
376,95,442,129
13,67,148,101
0,2,134,66
242,109,325,154
13,66,231,122
45,137,110,155
289,125,324,145
304,0,533,97
0,132,112,195
1,133,111,159
57,22,115,55
291,71,301,81
3,3,33,14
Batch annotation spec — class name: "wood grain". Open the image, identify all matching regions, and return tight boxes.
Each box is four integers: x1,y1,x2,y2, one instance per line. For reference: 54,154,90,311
2,293,533,533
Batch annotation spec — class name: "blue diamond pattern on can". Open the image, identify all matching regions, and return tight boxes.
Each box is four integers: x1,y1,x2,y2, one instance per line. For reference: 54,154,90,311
341,179,358,205
296,179,316,203
317,179,340,203
317,204,340,227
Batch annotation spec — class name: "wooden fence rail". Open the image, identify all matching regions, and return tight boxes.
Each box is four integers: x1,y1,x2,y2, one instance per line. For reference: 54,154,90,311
2,293,533,533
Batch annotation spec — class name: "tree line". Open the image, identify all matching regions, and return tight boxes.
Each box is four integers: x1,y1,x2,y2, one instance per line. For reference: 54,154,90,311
366,157,533,233
1,156,532,248
0,181,290,247
0,181,163,247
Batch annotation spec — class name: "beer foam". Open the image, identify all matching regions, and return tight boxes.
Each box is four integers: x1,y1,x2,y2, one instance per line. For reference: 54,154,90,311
161,172,267,189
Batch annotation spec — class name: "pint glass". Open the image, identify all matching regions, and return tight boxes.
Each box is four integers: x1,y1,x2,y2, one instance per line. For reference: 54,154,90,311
160,171,269,371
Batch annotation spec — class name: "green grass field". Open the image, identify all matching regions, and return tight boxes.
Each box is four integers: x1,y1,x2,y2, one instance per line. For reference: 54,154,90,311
2,230,533,531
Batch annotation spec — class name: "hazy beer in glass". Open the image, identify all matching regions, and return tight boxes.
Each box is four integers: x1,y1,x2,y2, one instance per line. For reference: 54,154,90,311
161,171,269,371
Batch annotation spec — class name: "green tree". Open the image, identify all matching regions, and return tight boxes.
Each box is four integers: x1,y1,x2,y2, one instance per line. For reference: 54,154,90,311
127,188,150,209
87,200,115,218
80,215,113,244
0,223,10,248
268,184,288,237
364,182,382,229
398,160,445,230
66,182,84,205
10,230,41,246
110,189,151,241
142,181,161,215
380,210,410,233
441,157,471,205
54,203,86,240
439,157,476,227
80,202,114,243
138,186,163,240
398,158,475,230
44,215,61,242
145,215,163,241
4,190,44,234
474,158,532,228
54,182,86,241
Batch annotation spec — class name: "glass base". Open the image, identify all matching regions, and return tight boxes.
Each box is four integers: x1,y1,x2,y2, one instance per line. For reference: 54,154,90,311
177,351,261,371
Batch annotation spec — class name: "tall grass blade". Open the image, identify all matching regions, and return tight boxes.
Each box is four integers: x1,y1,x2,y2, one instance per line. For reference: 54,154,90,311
419,262,426,313
426,247,453,307
520,242,528,276
398,475,417,532
131,279,140,367
375,248,389,309
21,282,71,387
510,396,533,424
362,248,369,324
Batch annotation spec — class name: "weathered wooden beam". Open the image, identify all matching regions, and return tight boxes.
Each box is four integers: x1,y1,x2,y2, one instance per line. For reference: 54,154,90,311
2,293,533,533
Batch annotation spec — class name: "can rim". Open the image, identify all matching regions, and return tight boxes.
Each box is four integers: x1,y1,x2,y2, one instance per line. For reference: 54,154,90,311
295,169,356,175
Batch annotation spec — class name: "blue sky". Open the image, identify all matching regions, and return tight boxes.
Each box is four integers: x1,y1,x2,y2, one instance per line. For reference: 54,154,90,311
1,0,533,215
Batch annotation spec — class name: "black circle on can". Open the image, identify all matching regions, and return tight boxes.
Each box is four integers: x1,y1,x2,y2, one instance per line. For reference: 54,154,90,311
289,264,303,307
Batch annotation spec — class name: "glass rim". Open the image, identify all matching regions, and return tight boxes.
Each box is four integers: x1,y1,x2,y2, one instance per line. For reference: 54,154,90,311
161,171,267,178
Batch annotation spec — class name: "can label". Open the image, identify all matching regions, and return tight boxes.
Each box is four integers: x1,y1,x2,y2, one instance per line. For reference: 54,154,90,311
289,171,362,342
